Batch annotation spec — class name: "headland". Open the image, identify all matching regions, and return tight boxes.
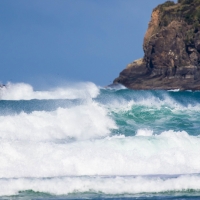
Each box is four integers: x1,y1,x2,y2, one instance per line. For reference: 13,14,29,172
114,0,200,90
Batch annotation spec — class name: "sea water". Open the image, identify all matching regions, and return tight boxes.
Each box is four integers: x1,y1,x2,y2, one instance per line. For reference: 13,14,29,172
0,82,200,200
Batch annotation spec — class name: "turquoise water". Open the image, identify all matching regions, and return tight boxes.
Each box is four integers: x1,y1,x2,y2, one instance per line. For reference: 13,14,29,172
0,82,200,199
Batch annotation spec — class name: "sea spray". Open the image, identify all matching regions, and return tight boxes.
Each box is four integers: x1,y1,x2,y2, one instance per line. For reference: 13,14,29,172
0,131,200,178
0,175,200,196
0,82,200,199
0,102,117,141
0,82,99,100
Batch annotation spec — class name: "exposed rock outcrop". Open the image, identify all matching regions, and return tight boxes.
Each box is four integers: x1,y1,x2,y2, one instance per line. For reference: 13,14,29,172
114,0,200,90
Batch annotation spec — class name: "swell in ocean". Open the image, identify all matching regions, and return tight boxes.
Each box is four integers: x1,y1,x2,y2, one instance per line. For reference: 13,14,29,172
0,82,200,199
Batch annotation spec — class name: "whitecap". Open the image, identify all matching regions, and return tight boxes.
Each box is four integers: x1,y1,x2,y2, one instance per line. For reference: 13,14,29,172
0,82,99,100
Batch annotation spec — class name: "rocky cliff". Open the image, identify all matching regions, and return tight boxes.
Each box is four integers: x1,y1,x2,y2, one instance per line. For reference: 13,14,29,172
114,0,200,90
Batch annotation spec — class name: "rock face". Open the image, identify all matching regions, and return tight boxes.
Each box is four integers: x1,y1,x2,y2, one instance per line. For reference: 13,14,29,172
114,0,200,90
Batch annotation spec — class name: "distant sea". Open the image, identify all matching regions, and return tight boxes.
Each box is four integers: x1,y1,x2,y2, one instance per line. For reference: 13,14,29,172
0,82,200,200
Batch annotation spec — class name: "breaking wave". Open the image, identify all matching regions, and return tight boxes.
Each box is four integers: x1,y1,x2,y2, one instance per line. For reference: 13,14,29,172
0,82,99,100
0,82,200,198
1,175,200,196
0,131,199,178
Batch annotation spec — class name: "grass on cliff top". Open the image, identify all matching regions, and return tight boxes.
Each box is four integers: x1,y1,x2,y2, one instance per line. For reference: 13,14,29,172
156,0,200,26
178,0,200,5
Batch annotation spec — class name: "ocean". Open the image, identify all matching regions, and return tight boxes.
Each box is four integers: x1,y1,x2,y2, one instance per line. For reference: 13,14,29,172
0,82,200,200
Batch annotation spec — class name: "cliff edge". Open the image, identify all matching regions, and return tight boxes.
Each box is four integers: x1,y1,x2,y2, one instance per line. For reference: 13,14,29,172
114,0,200,90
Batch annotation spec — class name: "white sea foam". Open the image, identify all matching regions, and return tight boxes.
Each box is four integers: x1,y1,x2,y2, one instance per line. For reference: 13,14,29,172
0,101,117,141
103,93,180,112
168,89,180,92
136,129,153,136
104,92,200,114
1,85,200,197
0,82,99,100
1,175,200,196
0,130,200,178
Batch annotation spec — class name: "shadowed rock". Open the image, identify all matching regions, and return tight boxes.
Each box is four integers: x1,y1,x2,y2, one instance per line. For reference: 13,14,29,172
114,0,200,90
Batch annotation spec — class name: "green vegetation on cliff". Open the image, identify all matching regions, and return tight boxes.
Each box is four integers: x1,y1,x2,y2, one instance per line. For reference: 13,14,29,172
157,0,200,26
113,0,200,90
155,0,200,45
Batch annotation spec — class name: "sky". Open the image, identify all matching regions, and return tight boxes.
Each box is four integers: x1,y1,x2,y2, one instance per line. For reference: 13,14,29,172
0,0,175,88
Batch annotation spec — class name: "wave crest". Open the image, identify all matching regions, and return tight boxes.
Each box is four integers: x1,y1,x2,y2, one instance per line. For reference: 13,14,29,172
1,175,200,196
0,82,99,100
0,101,117,141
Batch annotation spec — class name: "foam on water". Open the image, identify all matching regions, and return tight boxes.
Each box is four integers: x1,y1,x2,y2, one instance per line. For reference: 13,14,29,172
1,175,200,196
100,89,200,112
0,101,116,141
1,83,200,198
136,129,154,136
0,130,200,178
0,82,99,100
101,89,200,136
